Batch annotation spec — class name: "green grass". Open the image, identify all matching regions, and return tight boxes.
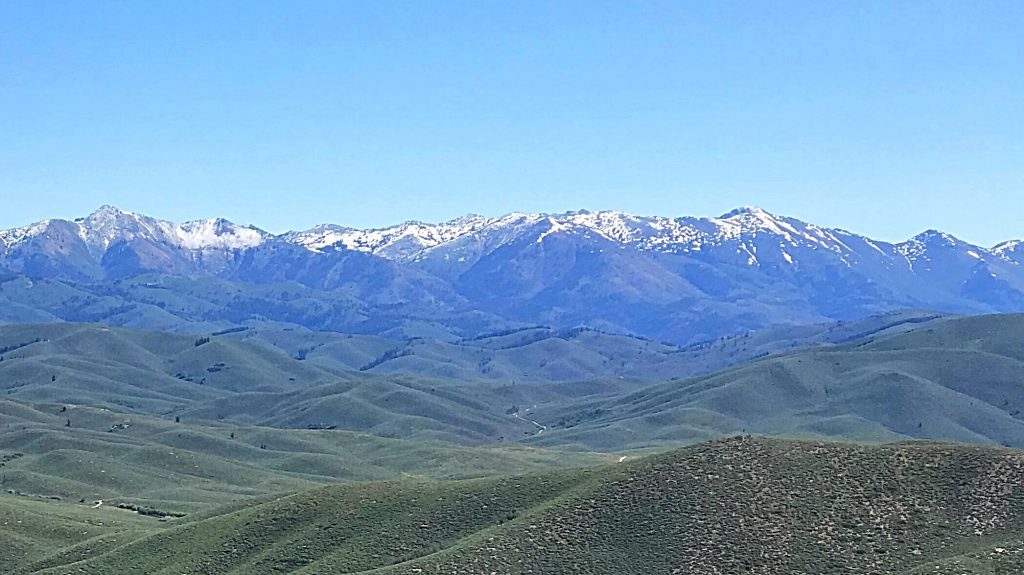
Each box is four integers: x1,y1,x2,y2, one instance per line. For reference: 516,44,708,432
531,313,1024,451
12,437,1024,574
0,398,610,515
8,313,1024,455
0,312,958,450
0,494,156,575
233,309,946,384
0,322,549,443
904,538,1024,574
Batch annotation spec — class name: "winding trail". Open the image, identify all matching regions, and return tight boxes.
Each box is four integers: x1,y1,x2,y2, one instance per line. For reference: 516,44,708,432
511,411,548,435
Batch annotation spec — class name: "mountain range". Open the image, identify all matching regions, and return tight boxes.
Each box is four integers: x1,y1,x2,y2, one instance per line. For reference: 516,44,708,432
8,207,1024,574
3,205,1024,343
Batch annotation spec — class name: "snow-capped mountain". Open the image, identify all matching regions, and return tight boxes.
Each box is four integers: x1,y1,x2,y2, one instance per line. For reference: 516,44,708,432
0,206,271,279
993,239,1024,260
78,205,269,253
0,205,267,254
286,207,860,263
1,205,1022,343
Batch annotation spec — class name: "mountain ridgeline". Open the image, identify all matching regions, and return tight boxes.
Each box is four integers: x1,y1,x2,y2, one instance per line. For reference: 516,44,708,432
6,208,1024,574
3,206,1024,343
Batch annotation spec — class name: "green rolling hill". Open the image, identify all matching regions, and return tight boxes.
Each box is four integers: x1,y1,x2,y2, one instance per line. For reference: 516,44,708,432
6,312,1024,455
528,313,1024,450
228,309,947,382
1,492,157,575
0,323,544,443
0,322,342,412
8,437,1024,575
0,398,608,516
7,313,1024,572
0,311,954,446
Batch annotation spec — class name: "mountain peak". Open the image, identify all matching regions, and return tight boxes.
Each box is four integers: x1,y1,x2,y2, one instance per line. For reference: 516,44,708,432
73,205,156,251
994,239,1023,254
176,218,267,250
718,206,772,219
94,204,128,214
909,229,958,245
82,205,135,221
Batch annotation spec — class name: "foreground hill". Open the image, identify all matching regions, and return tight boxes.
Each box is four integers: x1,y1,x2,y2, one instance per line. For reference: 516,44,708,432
4,205,1024,343
13,437,1024,574
531,313,1024,450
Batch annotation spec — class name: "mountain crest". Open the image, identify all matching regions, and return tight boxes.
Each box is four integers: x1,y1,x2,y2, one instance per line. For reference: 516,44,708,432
2,205,1021,274
909,229,958,244
3,205,1024,346
83,204,133,219
718,205,771,218
994,240,1024,255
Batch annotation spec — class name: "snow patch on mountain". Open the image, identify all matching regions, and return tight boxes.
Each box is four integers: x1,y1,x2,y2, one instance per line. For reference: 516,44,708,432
287,214,508,257
994,240,1024,255
286,206,871,262
2,206,1019,277
0,205,270,254
0,220,53,249
895,239,928,261
76,206,268,252
176,219,267,250
895,230,992,266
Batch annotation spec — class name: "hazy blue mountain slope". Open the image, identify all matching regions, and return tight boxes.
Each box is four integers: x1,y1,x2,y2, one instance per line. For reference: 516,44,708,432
3,206,1024,343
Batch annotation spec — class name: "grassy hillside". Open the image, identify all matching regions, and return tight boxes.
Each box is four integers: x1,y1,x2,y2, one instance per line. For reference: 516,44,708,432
0,323,550,443
0,322,344,412
1,493,157,575
0,398,609,515
2,309,947,396
10,312,1024,454
531,313,1024,451
230,309,947,383
15,437,1024,575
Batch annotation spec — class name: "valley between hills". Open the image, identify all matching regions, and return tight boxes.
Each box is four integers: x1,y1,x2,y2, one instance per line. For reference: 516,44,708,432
4,310,1024,573
7,0,1020,568
5,206,1024,573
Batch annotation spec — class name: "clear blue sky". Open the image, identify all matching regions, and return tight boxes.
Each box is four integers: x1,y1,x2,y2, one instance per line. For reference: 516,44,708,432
1,1,1021,245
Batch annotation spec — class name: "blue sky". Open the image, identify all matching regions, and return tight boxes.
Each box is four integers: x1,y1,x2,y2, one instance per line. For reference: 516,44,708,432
1,1,1021,245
